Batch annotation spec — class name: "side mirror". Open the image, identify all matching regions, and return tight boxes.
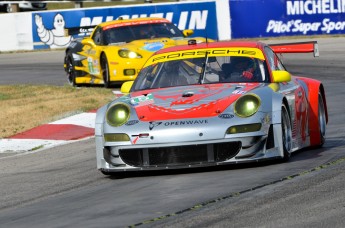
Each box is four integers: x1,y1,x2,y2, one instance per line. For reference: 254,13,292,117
81,38,96,47
182,29,194,37
271,70,291,83
120,81,134,94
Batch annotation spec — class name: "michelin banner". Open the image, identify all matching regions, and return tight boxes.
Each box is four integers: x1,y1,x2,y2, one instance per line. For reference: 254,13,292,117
1,0,345,52
32,1,219,50
230,0,345,38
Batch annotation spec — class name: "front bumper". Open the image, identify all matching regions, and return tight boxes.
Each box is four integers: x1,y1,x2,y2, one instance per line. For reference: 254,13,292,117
96,130,282,173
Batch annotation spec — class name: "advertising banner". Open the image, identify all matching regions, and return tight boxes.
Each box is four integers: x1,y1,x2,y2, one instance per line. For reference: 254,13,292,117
230,0,345,38
31,1,218,50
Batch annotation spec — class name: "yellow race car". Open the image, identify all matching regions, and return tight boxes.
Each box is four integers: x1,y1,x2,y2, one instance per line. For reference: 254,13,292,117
64,17,210,87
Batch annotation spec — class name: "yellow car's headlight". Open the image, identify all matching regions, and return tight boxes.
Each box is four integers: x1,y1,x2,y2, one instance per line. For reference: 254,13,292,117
234,94,261,118
118,49,142,59
106,103,130,127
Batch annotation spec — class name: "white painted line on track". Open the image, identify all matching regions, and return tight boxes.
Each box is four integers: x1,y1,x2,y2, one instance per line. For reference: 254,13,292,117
0,136,94,158
0,138,68,153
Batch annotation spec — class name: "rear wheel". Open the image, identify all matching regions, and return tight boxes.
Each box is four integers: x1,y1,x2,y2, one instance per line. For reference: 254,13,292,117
318,92,326,146
281,104,292,161
101,54,111,88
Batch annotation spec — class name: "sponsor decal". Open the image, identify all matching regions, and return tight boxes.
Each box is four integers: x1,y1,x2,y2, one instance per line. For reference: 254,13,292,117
232,89,246,95
131,133,150,144
76,27,94,36
286,0,345,15
149,121,162,130
80,10,209,31
141,42,165,52
149,119,208,130
163,119,208,126
32,2,218,49
218,113,234,119
125,120,139,126
266,18,345,34
266,0,345,35
103,19,169,30
130,93,154,106
231,0,345,39
87,57,99,74
34,13,73,49
146,48,265,66
132,136,139,144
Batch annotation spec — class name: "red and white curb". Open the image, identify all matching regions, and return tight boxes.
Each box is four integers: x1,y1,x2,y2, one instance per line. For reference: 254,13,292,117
0,111,96,154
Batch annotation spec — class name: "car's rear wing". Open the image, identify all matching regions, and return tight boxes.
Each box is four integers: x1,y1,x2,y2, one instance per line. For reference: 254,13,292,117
269,41,319,57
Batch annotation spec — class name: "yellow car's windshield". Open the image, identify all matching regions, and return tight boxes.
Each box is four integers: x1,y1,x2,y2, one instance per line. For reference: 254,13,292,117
103,23,184,44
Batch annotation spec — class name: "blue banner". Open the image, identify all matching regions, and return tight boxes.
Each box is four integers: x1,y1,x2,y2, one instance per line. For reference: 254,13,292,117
230,0,345,38
32,2,218,50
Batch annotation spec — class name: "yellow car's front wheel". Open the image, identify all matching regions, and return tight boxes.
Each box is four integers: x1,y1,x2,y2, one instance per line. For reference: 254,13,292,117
101,54,111,88
66,54,77,87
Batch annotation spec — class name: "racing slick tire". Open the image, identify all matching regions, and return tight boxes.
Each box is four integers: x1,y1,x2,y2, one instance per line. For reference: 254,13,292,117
101,54,111,88
317,91,327,147
66,54,77,87
281,104,292,161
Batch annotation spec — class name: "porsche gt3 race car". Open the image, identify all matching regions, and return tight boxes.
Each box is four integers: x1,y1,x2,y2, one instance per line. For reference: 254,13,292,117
95,40,328,174
64,17,209,87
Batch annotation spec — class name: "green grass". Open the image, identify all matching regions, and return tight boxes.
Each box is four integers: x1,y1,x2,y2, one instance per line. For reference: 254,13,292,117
0,85,114,138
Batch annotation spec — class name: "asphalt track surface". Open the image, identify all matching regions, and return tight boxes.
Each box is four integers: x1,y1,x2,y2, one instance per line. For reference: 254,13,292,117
0,37,345,227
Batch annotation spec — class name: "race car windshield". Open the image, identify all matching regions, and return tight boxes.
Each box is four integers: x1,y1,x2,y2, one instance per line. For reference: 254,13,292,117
103,23,184,44
131,56,269,91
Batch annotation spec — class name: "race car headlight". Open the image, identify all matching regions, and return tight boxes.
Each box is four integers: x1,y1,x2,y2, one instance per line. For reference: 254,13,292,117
106,103,130,127
234,94,261,118
118,49,142,59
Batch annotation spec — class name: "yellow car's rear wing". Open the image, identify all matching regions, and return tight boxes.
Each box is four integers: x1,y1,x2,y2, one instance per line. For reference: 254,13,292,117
269,41,319,57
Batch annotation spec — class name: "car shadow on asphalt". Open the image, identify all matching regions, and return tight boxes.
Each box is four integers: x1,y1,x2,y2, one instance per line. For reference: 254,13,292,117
105,159,288,180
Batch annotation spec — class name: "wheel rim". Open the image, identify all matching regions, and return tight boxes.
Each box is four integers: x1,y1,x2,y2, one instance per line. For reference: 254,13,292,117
318,93,326,138
282,106,292,153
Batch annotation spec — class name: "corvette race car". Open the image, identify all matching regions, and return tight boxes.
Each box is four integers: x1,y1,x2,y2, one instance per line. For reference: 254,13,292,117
64,17,209,87
95,40,328,174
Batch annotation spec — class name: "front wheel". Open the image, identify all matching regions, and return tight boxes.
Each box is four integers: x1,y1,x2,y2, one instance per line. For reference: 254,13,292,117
281,104,292,161
101,54,111,88
317,92,327,147
66,55,77,87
